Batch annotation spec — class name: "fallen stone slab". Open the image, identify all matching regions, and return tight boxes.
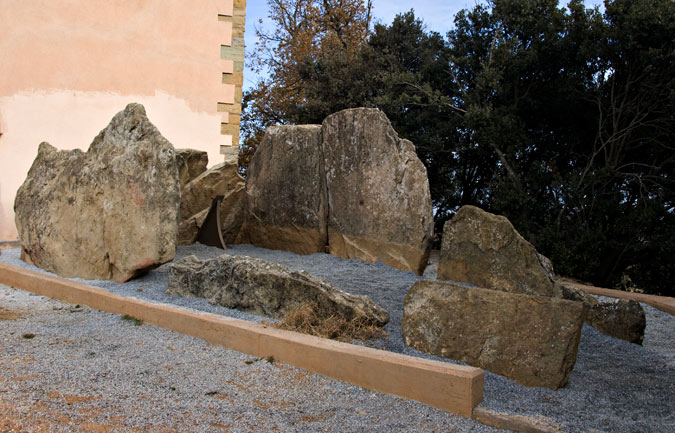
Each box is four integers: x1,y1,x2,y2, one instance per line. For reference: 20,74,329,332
167,254,389,326
402,280,585,389
322,108,434,275
561,285,645,344
236,125,327,255
14,103,180,282
438,205,560,297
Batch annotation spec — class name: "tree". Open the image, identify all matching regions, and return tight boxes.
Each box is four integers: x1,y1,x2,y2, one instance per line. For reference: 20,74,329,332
239,0,372,171
443,0,675,294
244,0,675,295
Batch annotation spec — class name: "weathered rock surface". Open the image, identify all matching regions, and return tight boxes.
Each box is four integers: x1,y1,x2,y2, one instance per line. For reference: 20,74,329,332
561,285,646,344
402,280,585,389
217,183,247,245
178,161,246,245
14,103,179,282
438,205,560,297
167,254,389,325
237,109,434,274
590,299,646,345
175,148,208,190
236,125,327,254
322,108,434,274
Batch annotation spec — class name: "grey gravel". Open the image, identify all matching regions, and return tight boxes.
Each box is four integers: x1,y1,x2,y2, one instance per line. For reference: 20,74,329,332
1,244,674,433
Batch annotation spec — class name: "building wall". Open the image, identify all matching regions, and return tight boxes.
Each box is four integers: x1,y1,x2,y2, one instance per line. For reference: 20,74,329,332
0,0,246,241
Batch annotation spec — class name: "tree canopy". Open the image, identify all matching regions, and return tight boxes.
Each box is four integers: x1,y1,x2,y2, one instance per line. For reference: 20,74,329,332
242,0,675,296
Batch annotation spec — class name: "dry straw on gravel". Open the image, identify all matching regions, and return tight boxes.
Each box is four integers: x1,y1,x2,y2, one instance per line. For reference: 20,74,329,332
0,306,22,321
273,302,388,342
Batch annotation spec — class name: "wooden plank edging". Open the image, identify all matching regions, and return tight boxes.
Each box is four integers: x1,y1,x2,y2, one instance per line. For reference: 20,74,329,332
560,279,675,316
472,408,566,433
0,262,484,417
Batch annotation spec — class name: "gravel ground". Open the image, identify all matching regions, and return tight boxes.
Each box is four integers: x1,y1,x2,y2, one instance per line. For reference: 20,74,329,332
0,284,494,433
1,244,674,433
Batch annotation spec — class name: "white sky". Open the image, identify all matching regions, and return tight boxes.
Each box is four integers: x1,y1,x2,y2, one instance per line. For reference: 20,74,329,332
242,0,605,90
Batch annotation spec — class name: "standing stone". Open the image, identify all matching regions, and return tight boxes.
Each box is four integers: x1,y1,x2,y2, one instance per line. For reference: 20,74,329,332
438,205,560,297
402,280,585,389
14,103,179,282
167,254,389,325
322,108,434,275
236,125,328,255
175,148,208,190
177,161,246,245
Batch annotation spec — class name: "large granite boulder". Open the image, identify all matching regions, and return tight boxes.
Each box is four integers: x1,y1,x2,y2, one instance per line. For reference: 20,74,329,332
14,103,179,282
438,205,560,297
561,285,646,344
402,280,585,389
178,161,246,244
322,109,434,275
175,148,208,190
167,254,389,325
236,125,327,254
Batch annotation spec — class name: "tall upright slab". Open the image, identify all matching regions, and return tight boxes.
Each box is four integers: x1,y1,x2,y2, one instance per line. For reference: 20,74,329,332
322,108,434,275
439,205,560,297
14,104,180,282
236,125,327,254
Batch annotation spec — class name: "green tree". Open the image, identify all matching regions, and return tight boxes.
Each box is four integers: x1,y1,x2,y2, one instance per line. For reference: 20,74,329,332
244,0,675,295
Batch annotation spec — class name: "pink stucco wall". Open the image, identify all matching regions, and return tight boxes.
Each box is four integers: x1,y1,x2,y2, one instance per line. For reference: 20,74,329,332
0,0,239,240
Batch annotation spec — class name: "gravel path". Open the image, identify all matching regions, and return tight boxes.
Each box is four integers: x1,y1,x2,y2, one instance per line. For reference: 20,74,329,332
1,244,674,432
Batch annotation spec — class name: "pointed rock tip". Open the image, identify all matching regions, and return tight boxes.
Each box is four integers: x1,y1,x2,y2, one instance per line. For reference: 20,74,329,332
37,142,57,154
123,103,147,116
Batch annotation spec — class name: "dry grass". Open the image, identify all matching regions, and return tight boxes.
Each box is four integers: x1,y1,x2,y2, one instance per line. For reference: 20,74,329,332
0,307,23,321
120,314,143,326
272,303,387,342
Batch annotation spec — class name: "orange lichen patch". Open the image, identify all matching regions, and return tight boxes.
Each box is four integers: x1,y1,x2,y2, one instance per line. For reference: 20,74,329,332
211,424,233,430
79,422,115,433
0,395,185,433
12,375,39,382
11,358,36,364
129,184,145,206
0,307,22,321
64,394,102,405
275,400,297,410
79,407,105,417
252,399,271,410
301,413,330,423
216,393,235,404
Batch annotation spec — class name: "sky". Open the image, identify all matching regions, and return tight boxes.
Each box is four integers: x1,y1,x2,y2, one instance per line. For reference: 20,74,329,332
242,0,605,90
